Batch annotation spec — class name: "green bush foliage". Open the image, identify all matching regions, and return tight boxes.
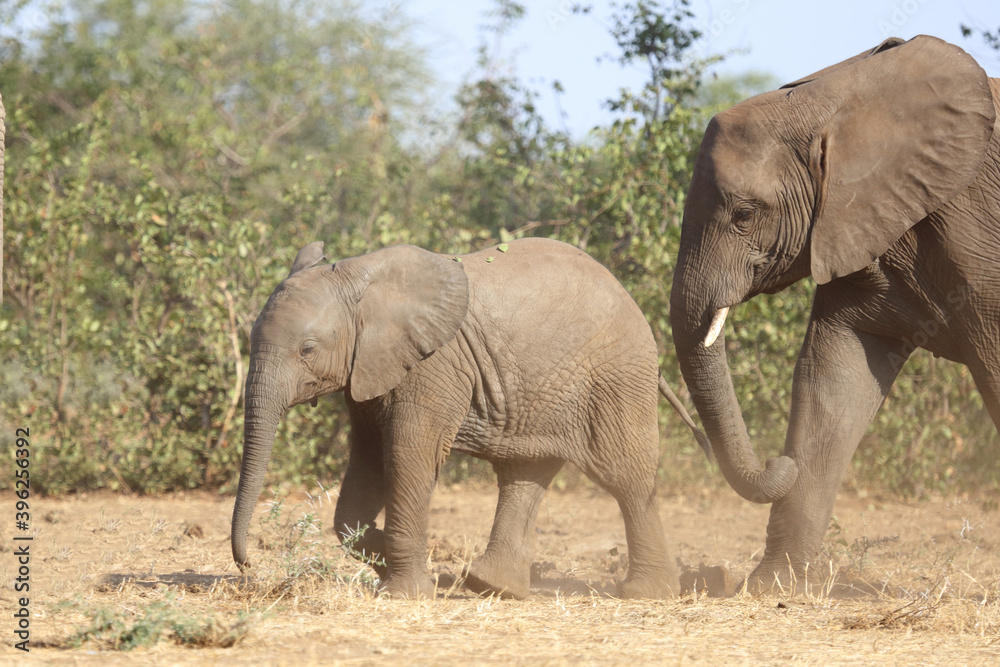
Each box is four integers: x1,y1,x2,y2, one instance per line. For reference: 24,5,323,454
1,0,997,497
65,594,254,650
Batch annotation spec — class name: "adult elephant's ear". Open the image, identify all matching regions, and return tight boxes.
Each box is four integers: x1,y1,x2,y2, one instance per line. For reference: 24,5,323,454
344,245,470,402
780,37,905,89
790,36,995,284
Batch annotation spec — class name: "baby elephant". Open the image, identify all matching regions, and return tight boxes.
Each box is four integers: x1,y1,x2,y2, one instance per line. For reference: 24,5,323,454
232,238,697,598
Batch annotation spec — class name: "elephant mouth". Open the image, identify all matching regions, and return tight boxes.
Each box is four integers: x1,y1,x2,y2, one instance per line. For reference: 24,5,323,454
292,377,346,409
294,389,332,409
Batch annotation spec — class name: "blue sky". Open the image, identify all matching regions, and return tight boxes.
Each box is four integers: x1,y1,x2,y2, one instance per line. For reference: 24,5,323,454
397,0,1000,136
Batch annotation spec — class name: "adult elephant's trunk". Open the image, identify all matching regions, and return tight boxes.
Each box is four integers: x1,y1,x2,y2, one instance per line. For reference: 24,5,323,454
231,357,288,570
670,259,798,504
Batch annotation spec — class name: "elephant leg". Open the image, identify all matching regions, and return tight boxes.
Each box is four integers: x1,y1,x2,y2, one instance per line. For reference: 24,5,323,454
333,413,388,579
747,317,908,594
609,485,677,599
464,459,564,599
581,412,677,599
377,409,460,599
965,356,1000,430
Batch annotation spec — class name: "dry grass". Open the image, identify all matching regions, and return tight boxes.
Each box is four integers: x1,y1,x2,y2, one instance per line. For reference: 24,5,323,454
10,485,1000,665
36,579,1000,665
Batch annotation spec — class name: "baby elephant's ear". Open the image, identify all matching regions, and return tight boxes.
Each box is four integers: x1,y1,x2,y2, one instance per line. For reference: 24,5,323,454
345,245,470,402
288,242,327,278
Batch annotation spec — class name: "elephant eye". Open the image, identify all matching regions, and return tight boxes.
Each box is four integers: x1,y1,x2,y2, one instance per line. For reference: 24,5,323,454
732,203,759,231
300,342,316,357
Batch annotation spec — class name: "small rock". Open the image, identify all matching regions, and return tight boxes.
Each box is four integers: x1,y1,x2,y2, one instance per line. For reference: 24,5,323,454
183,523,205,539
680,563,737,597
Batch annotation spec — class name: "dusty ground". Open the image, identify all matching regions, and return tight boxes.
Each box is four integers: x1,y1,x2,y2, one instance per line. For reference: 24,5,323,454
4,482,1000,665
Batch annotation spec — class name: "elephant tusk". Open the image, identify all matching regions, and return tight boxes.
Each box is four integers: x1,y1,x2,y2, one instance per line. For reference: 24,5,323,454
703,306,730,348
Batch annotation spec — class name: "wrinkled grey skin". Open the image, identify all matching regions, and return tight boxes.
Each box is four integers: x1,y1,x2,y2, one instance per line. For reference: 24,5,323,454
670,35,1000,593
233,237,697,599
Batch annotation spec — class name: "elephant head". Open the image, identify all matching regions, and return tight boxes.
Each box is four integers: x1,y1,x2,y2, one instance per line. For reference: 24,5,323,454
231,242,470,570
670,36,995,503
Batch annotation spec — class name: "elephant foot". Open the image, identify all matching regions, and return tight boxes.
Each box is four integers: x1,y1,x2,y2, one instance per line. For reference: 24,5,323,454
617,569,678,600
463,559,530,599
337,524,389,579
742,561,826,597
744,561,889,598
378,572,436,599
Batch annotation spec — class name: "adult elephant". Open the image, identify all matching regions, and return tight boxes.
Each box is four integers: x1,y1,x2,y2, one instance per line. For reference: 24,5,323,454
670,36,999,592
232,237,705,599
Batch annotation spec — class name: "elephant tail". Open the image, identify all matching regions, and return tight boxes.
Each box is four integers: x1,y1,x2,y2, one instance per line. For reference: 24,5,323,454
659,375,712,459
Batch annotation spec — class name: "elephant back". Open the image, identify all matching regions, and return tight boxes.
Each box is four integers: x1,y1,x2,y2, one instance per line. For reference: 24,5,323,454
456,238,658,385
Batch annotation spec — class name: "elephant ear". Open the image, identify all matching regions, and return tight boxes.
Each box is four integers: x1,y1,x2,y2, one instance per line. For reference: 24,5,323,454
788,36,995,284
288,241,327,278
780,37,905,89
341,245,470,402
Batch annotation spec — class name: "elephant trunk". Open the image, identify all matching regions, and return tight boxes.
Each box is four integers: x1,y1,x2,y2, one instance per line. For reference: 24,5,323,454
231,360,288,570
670,259,798,504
